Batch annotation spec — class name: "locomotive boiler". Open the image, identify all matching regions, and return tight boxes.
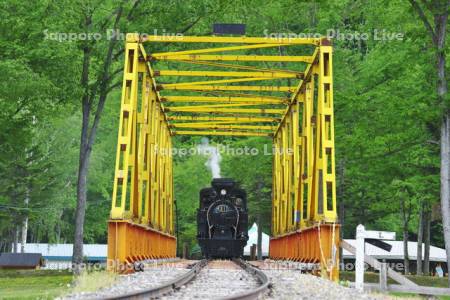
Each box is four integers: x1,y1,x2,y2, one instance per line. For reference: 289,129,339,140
197,178,248,258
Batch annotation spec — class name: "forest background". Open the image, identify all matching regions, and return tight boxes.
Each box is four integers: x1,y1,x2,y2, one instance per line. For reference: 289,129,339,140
0,0,448,277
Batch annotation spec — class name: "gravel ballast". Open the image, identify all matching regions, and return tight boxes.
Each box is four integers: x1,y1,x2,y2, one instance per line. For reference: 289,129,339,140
263,269,390,300
62,259,391,300
163,266,260,299
62,262,189,299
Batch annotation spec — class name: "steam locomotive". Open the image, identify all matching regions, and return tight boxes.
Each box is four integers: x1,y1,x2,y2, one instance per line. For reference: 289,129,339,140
197,178,248,258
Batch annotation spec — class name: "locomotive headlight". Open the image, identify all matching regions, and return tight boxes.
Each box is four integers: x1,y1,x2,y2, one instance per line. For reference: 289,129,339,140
220,189,227,195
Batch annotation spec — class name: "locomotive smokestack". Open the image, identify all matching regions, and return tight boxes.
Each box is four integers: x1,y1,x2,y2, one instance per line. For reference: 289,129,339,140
198,138,221,178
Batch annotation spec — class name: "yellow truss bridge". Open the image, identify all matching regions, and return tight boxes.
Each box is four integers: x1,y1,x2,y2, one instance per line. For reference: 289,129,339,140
108,33,339,280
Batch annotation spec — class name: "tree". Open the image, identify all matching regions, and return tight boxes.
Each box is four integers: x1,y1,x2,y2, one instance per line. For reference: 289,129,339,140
0,57,69,251
0,0,83,253
408,0,450,285
417,200,424,275
391,179,417,274
68,0,227,273
1,0,448,279
71,0,130,274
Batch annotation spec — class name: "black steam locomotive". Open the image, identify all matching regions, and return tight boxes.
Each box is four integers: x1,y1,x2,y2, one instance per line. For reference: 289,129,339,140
197,178,248,258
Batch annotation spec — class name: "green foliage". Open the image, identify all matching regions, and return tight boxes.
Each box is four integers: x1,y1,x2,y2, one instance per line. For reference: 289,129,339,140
173,141,211,251
0,0,445,254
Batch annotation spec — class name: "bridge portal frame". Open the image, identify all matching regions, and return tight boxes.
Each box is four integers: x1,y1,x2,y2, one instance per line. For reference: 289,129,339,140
108,34,339,280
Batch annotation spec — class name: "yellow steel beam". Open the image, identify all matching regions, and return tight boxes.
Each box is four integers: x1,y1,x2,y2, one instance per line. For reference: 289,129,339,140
161,96,288,104
272,133,281,235
137,73,150,224
314,43,337,223
165,107,285,114
152,43,285,57
173,130,272,137
177,60,302,74
137,44,173,135
165,103,273,109
135,34,321,45
153,54,313,63
167,115,279,122
292,111,298,230
169,120,267,126
155,70,301,78
170,123,276,130
159,85,295,92
111,42,140,220
162,77,294,87
169,121,249,125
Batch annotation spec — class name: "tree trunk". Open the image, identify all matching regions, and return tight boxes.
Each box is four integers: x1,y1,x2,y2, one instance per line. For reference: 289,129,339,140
441,118,450,284
20,185,30,253
403,223,410,274
423,209,431,275
72,6,124,274
72,125,91,274
257,213,262,260
400,192,411,275
417,202,424,275
56,210,63,243
434,5,449,288
256,179,264,260
20,218,28,253
72,38,92,274
409,0,449,284
5,237,12,252
13,226,19,253
438,55,450,289
337,161,345,264
56,222,61,244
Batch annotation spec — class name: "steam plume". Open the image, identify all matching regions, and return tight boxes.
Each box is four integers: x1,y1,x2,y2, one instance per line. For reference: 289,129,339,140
197,138,221,178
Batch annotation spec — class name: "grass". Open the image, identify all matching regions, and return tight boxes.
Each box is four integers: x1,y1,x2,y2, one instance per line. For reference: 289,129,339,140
340,271,450,299
340,271,449,287
0,269,117,300
0,269,73,300
68,270,117,294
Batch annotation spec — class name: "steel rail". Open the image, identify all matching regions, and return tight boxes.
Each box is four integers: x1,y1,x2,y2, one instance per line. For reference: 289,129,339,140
222,259,271,300
98,259,269,300
102,259,207,300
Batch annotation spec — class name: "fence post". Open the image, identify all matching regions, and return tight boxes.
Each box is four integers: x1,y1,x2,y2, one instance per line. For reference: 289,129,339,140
182,242,189,259
379,262,388,291
355,224,365,291
250,244,256,260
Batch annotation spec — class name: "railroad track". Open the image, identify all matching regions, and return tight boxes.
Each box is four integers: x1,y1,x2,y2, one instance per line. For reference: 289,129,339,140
227,259,270,300
103,259,270,300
